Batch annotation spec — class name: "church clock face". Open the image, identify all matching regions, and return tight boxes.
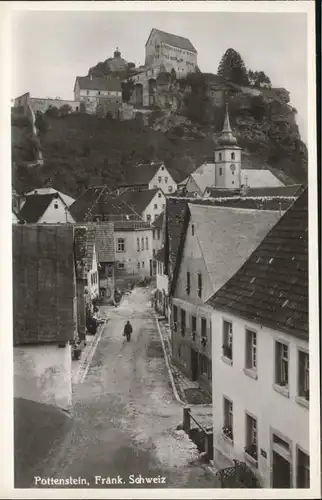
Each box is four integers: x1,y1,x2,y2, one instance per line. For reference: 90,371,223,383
230,164,236,174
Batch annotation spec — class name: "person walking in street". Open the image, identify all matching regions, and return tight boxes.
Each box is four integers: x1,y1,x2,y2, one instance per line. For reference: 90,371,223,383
123,320,133,342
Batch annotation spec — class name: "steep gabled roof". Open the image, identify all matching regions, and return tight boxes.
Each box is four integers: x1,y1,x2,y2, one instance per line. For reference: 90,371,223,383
206,190,308,340
18,193,63,223
13,225,75,345
75,76,122,92
94,223,115,262
119,189,161,215
146,28,197,53
241,169,284,188
163,197,188,275
69,186,139,222
243,184,304,198
170,204,282,299
119,162,164,187
26,188,75,207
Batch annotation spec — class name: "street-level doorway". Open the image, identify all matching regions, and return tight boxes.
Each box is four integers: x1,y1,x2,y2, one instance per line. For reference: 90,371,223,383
271,433,292,488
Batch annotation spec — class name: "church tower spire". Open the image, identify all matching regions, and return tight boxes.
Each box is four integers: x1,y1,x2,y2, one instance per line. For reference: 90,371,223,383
214,103,242,189
218,104,238,147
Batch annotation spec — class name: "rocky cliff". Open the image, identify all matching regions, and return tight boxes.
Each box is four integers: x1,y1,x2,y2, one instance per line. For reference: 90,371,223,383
12,73,307,197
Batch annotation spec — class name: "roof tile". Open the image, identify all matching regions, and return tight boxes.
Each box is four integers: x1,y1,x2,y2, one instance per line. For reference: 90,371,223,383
206,189,308,339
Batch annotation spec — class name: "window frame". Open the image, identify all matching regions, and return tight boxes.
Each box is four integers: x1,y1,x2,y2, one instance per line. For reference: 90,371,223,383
116,238,125,253
245,328,257,371
173,305,178,332
180,309,186,337
297,348,309,404
222,319,233,361
245,412,258,464
197,273,202,298
186,271,191,295
223,396,234,441
275,340,289,391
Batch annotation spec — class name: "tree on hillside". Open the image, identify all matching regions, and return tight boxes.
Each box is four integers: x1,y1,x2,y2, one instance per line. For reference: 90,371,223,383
248,70,272,88
217,48,249,86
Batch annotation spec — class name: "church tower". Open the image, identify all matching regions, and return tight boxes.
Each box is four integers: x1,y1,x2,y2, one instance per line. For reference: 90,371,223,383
214,104,242,189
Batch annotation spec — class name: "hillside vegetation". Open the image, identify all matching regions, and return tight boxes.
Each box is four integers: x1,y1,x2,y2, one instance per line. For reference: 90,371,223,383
12,49,307,197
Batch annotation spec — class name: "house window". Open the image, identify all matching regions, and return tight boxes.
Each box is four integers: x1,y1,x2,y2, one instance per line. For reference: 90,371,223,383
208,359,212,381
141,237,144,250
54,202,59,209
168,186,173,193
157,229,161,240
147,214,151,221
158,193,162,198
165,177,168,183
245,329,257,371
245,414,258,461
200,354,208,376
219,153,222,161
158,177,161,182
137,238,140,251
223,398,233,441
142,261,145,268
154,204,158,209
197,273,202,298
201,318,207,339
153,249,155,256
153,230,155,240
231,152,235,160
145,237,149,250
137,262,140,270
98,91,101,95
191,315,197,340
223,320,233,360
275,341,289,388
191,224,195,236
186,272,191,295
173,305,178,332
298,350,309,401
297,448,310,488
87,90,89,95
180,309,186,337
117,262,125,269
117,238,125,252
219,167,223,176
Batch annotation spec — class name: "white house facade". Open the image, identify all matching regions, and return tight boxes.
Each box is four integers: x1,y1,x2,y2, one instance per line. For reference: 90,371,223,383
149,165,177,194
211,310,309,488
207,189,310,489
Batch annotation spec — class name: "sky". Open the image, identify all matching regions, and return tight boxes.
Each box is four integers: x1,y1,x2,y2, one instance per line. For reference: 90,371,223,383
10,10,308,143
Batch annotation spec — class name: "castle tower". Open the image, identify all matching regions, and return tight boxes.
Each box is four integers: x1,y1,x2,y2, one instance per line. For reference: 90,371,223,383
214,104,242,189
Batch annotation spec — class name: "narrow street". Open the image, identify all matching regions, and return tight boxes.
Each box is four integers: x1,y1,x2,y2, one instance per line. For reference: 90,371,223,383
38,287,215,489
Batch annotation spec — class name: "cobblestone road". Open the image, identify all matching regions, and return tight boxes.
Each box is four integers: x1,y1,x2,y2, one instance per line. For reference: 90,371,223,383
38,288,216,489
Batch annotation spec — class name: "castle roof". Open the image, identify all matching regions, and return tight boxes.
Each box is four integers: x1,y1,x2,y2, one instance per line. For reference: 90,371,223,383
146,28,197,54
74,76,122,92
